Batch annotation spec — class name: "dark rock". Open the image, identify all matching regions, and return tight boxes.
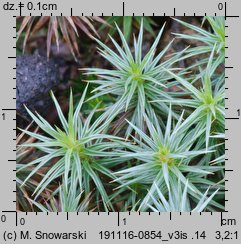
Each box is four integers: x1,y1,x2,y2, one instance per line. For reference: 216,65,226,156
17,55,59,123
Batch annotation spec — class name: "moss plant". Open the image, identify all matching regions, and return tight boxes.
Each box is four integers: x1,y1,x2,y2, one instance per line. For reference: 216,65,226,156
18,86,123,211
154,46,224,149
84,22,185,137
113,109,223,211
